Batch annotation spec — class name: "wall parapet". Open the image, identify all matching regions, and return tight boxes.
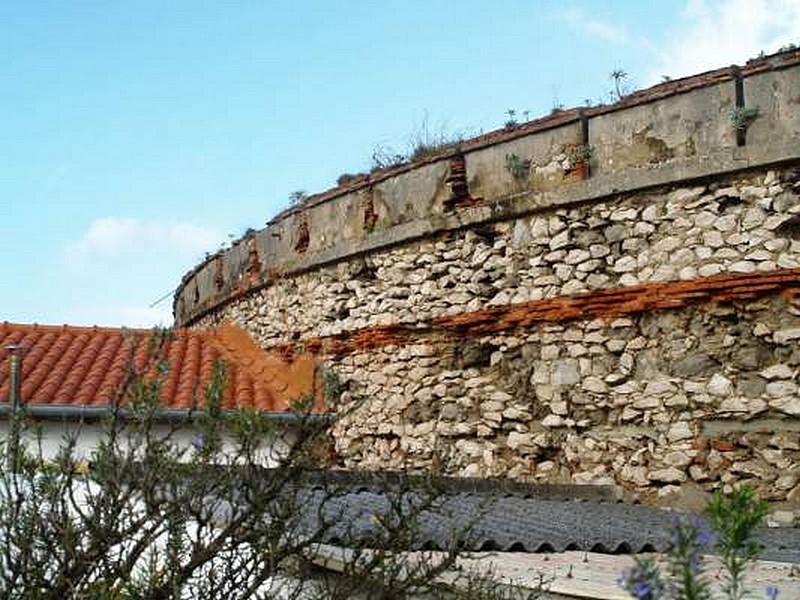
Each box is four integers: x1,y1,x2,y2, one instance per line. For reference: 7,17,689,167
174,49,800,326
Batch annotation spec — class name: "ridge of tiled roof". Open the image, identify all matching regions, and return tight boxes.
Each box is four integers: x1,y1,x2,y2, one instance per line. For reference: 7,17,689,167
210,323,318,410
0,321,320,414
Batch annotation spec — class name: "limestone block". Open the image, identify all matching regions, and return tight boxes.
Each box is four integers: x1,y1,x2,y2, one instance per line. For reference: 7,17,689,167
707,373,733,397
649,468,687,483
551,359,580,386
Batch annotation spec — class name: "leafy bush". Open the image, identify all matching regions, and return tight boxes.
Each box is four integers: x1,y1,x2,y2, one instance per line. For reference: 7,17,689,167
0,359,531,599
619,486,772,600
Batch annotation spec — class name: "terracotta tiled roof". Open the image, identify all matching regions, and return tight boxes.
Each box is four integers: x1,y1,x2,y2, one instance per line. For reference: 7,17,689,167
0,322,320,413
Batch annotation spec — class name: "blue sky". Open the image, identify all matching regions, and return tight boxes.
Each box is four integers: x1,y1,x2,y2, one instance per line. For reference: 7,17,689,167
2,0,799,327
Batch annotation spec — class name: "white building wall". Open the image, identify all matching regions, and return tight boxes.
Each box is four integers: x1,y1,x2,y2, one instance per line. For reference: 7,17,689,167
0,419,294,467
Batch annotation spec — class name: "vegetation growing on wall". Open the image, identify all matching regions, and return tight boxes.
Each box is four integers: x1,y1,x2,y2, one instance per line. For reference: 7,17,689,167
369,115,470,173
729,106,759,132
504,153,531,180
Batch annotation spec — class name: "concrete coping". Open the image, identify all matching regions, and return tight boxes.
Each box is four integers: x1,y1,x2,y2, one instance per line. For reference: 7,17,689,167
174,49,800,326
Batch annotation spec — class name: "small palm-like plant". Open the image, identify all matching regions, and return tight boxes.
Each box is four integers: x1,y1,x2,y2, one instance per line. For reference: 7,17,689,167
611,69,629,101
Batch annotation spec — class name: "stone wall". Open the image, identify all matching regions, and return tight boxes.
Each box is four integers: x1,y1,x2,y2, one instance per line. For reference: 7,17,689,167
179,50,800,512
329,295,800,507
193,163,800,511
198,167,800,347
175,50,800,326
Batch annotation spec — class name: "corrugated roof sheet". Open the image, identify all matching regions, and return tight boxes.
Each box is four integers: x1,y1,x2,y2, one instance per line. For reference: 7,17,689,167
285,474,800,563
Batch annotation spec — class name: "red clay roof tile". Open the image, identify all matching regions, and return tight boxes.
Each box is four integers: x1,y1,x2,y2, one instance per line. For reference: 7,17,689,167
0,322,322,414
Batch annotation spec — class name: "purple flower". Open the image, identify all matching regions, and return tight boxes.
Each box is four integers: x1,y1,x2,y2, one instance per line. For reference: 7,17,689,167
694,520,715,548
619,559,663,600
192,432,205,450
766,586,779,600
634,581,651,599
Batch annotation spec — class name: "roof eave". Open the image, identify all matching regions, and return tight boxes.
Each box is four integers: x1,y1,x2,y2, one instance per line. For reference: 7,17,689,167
0,403,333,425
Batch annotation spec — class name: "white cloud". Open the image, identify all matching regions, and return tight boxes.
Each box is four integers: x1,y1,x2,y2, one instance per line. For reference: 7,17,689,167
60,303,175,329
63,217,225,268
58,217,226,328
645,0,800,84
114,304,174,328
561,7,630,45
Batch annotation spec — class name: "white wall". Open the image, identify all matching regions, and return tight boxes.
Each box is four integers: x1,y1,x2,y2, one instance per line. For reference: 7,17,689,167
0,419,295,467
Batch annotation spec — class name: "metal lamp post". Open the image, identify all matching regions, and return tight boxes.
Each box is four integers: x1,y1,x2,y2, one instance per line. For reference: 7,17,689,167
5,344,23,472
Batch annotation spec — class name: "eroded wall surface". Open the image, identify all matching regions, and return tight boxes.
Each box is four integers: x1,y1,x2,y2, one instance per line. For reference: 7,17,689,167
174,52,800,325
196,166,800,507
177,51,800,510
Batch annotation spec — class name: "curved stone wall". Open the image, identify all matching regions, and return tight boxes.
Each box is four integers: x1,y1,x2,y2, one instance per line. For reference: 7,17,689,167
175,50,800,326
177,50,800,509
329,292,800,504
195,168,800,347
193,164,800,506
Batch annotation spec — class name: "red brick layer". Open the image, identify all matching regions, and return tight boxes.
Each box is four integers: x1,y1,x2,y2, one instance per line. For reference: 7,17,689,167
303,268,800,356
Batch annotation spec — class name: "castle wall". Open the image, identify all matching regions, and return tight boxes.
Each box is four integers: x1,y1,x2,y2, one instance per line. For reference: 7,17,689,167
176,51,800,510
174,52,800,326
196,168,800,347
329,295,800,507
194,166,800,507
